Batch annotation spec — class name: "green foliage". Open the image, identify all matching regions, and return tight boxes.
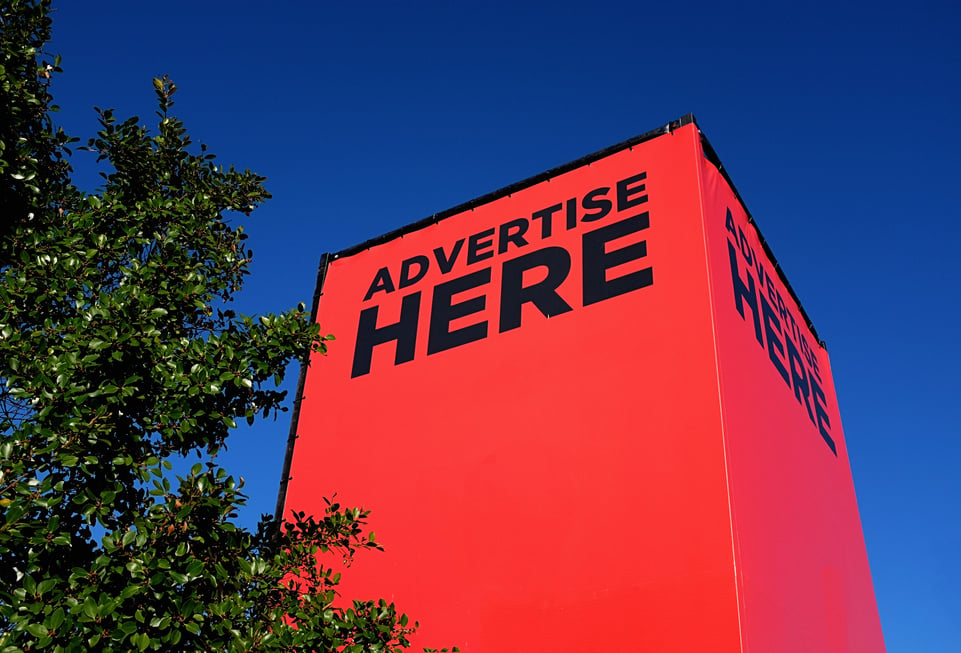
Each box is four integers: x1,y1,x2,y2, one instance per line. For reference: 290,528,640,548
0,0,71,265
0,2,448,651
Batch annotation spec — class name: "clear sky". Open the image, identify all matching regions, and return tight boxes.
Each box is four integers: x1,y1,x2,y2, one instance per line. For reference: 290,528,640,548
45,1,959,650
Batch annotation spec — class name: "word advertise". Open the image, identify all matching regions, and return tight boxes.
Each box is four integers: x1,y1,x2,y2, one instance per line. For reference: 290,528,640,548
351,171,654,378
724,208,836,455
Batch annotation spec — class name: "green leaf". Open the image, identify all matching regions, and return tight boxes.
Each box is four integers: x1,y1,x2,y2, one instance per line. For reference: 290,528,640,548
25,623,48,637
49,607,65,629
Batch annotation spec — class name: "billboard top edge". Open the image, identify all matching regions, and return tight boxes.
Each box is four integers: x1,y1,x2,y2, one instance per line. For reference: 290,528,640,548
326,114,697,262
697,131,823,346
314,112,823,346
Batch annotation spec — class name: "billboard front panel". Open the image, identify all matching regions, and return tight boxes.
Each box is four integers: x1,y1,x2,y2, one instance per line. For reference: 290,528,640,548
283,122,743,651
698,152,885,651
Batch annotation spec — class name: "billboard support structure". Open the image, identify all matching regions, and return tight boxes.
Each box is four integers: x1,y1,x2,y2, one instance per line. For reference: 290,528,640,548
275,115,883,652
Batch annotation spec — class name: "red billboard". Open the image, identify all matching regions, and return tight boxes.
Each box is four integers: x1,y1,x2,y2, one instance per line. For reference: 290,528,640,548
278,116,885,652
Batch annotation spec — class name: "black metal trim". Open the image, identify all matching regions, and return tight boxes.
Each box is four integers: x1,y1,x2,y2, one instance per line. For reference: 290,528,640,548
273,252,331,525
696,128,823,345
329,114,696,262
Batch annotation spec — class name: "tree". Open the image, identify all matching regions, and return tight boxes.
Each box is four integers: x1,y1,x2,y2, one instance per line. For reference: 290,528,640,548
0,2,439,651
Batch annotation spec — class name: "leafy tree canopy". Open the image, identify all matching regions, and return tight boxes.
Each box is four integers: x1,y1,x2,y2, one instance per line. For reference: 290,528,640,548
0,2,440,651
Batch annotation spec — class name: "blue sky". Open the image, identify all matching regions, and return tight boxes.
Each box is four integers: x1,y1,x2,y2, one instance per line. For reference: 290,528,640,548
46,1,959,650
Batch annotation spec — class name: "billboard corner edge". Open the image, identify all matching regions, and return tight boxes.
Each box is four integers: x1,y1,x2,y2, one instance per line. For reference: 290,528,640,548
272,252,333,525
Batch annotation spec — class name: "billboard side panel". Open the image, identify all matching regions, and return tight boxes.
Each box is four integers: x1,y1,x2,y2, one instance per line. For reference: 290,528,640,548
284,123,742,652
698,146,885,652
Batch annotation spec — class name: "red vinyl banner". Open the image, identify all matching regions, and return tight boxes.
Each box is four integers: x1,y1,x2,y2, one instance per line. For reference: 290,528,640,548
279,118,884,652
698,154,885,652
